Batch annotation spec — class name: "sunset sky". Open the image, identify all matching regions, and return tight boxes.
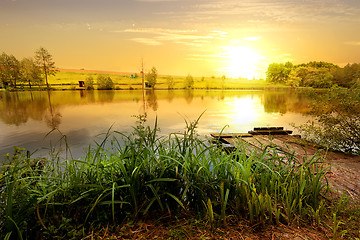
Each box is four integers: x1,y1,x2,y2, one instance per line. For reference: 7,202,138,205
1,0,360,79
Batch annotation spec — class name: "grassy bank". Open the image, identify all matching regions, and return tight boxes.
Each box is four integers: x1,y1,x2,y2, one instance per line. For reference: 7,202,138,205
0,116,359,239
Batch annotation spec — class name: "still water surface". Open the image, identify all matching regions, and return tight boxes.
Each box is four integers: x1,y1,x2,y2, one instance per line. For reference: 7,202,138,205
0,90,312,159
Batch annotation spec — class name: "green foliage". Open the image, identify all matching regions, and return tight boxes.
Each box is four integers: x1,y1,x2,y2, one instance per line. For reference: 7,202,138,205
296,61,339,70
267,60,360,89
146,66,158,89
166,75,174,89
266,62,293,84
0,52,21,88
97,75,114,90
85,75,94,90
293,88,360,154
288,67,334,88
332,63,360,88
20,57,42,88
185,74,194,89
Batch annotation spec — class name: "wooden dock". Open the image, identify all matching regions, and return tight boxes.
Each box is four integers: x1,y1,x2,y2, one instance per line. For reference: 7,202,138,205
211,127,360,199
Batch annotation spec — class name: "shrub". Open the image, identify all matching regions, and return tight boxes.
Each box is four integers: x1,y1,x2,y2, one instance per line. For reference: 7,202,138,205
146,67,158,89
185,74,194,89
166,75,174,89
97,75,114,90
85,76,94,90
293,88,360,154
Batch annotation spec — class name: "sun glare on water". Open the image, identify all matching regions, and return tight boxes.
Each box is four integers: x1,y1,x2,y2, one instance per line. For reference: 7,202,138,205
222,46,262,79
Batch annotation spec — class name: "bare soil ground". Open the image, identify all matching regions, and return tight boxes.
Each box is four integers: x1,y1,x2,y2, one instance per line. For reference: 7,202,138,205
87,215,338,239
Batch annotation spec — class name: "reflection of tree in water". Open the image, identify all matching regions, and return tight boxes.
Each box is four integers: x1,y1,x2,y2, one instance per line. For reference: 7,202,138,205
79,89,96,103
98,90,115,103
46,91,62,129
45,110,62,129
263,91,310,114
79,89,85,98
86,90,96,102
167,90,174,103
217,91,225,101
146,90,158,111
184,89,194,104
0,91,48,125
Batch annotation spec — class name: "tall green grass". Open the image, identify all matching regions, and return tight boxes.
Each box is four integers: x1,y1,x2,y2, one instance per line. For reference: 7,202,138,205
0,115,340,239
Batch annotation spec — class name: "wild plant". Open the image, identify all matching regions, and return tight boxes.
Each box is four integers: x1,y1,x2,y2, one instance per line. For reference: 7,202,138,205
0,114,342,239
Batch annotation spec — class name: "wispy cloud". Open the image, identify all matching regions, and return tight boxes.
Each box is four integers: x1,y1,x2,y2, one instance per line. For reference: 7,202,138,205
131,38,162,46
186,53,227,62
344,41,360,46
135,0,177,2
122,28,198,35
188,0,360,24
243,37,261,41
117,27,220,47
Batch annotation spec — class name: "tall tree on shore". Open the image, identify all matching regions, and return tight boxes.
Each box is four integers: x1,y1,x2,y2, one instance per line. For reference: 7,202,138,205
146,66,158,89
266,62,293,84
20,57,42,88
34,47,57,88
0,52,21,88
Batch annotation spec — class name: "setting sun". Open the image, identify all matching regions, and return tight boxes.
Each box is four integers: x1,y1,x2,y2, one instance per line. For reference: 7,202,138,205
221,46,262,79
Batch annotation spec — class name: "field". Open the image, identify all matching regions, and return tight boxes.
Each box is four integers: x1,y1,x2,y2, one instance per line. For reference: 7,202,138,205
45,69,282,90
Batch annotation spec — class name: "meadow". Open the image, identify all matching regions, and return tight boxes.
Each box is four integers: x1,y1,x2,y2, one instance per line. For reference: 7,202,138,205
45,69,278,90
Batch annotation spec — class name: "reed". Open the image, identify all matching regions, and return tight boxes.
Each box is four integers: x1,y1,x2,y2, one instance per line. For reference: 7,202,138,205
0,115,349,239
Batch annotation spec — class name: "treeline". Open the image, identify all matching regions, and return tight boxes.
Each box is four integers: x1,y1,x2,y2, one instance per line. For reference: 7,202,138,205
0,47,56,89
266,61,360,88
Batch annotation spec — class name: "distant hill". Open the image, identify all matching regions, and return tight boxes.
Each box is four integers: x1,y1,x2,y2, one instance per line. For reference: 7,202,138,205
57,68,136,75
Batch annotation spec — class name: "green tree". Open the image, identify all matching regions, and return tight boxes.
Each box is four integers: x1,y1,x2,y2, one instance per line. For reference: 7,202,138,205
288,67,334,88
266,62,293,84
85,75,94,90
20,57,42,88
221,75,226,88
146,66,158,89
296,61,339,71
0,52,21,88
331,63,360,88
287,69,301,87
166,75,174,89
304,68,333,88
185,74,194,89
97,75,114,90
34,47,57,88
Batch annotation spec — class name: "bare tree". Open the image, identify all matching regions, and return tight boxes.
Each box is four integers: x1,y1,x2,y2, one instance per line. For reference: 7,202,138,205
34,47,57,88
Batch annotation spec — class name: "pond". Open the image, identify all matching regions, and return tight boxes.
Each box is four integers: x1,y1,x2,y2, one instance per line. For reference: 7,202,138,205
0,89,313,159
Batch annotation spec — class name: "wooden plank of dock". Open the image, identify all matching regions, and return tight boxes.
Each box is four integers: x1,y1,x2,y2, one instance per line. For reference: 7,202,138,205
210,133,253,138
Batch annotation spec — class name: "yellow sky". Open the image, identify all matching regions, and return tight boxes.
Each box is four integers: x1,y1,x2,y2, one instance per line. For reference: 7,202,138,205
1,0,360,79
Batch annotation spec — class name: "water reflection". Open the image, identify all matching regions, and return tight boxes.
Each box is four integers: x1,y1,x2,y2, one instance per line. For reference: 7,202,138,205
46,91,62,129
98,90,115,103
146,90,158,111
263,91,310,114
0,91,48,126
184,90,194,104
0,90,313,158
